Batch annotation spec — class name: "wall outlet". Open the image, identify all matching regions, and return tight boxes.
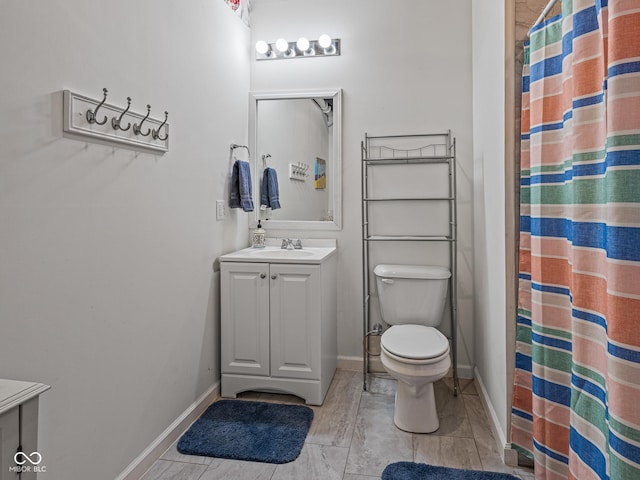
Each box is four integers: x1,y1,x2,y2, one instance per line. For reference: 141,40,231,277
216,200,226,220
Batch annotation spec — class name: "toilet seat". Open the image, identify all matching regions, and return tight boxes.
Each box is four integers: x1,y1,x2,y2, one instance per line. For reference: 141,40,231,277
381,325,449,361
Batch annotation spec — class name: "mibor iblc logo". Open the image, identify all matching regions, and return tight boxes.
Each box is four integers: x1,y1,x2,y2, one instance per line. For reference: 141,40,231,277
10,451,46,473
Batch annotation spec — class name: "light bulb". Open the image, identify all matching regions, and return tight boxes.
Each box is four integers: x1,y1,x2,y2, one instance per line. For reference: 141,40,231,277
318,34,332,49
275,38,289,53
255,40,269,54
296,37,310,52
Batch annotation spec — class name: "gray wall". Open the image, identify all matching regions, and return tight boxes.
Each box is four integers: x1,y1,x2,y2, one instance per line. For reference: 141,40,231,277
471,0,508,444
250,0,475,374
470,0,553,449
0,1,250,479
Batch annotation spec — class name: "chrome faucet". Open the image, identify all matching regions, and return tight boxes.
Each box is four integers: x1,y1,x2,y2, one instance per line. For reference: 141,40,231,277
281,239,294,250
281,239,303,250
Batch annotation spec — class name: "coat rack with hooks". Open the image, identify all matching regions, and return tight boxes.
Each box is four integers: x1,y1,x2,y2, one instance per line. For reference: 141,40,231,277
63,88,169,153
289,161,309,181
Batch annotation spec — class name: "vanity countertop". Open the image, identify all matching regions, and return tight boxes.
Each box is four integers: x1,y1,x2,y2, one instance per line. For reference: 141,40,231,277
0,379,50,415
220,239,336,264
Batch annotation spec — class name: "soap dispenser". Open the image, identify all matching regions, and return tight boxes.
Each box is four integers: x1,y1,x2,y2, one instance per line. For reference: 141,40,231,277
252,220,266,248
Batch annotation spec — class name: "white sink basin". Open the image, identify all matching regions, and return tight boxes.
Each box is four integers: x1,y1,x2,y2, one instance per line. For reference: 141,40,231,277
249,249,315,258
220,243,336,264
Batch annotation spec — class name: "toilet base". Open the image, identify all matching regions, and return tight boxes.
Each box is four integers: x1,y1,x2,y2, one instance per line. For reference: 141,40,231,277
393,380,439,433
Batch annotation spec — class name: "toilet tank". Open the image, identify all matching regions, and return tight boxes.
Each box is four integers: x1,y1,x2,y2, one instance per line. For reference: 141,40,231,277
374,264,451,326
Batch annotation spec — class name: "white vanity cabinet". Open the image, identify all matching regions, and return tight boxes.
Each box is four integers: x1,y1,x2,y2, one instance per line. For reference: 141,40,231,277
219,242,337,405
0,380,50,480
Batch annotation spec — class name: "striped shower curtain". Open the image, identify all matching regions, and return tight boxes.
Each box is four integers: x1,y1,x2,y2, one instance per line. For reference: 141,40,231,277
511,1,640,479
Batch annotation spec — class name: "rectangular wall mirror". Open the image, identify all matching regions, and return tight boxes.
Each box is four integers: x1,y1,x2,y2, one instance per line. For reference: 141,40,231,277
249,89,342,230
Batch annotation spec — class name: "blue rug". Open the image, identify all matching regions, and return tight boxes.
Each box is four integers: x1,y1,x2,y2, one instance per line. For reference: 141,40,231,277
382,462,521,480
177,399,313,464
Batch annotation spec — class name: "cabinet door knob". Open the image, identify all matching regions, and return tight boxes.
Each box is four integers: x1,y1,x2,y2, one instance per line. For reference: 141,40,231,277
271,274,278,279
260,273,266,279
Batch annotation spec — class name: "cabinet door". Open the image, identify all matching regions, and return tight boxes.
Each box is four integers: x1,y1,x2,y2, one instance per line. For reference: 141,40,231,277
221,262,270,376
270,264,321,380
0,408,19,480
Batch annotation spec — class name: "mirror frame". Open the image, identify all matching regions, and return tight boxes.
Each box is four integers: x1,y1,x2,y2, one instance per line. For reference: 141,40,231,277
249,89,342,231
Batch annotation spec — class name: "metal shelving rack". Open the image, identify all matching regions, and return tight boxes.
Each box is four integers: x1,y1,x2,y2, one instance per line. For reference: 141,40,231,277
361,131,459,396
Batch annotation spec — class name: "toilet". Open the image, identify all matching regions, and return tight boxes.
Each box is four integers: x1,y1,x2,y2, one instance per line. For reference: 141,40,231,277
374,264,452,433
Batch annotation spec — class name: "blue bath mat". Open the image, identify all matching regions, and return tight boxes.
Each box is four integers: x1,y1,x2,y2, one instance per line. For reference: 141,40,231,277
177,399,313,464
382,462,521,480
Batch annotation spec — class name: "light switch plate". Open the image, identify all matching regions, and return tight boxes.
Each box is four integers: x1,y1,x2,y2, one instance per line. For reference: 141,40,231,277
216,200,226,220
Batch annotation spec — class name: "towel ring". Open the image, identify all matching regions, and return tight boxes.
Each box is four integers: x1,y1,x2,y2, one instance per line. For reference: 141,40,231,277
231,144,250,157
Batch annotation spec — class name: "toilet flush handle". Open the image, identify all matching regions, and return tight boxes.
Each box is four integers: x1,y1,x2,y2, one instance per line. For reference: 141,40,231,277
381,279,394,285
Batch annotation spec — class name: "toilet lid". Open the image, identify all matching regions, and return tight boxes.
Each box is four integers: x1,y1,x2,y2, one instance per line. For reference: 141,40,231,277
381,325,449,360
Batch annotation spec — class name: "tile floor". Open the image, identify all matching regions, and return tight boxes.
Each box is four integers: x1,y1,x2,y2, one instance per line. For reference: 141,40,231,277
140,370,535,480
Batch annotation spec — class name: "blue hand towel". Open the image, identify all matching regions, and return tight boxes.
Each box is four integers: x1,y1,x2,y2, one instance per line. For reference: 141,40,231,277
230,160,254,212
260,168,281,210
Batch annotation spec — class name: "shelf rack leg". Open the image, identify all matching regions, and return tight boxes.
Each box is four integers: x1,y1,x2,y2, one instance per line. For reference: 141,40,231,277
449,132,460,396
361,137,369,391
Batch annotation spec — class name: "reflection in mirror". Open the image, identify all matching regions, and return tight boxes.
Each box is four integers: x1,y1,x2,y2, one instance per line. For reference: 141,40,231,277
250,90,342,231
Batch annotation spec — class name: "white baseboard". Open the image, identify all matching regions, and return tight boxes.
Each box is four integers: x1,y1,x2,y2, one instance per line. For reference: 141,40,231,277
115,381,220,480
336,356,362,371
453,364,474,379
473,367,518,466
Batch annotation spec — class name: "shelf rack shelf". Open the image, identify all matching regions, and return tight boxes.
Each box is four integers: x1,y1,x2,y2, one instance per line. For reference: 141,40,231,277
361,131,460,396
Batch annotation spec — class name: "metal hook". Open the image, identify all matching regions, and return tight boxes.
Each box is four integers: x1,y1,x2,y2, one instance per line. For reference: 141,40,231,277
86,88,108,125
133,105,151,136
152,111,169,141
262,153,271,169
230,144,251,157
111,96,132,131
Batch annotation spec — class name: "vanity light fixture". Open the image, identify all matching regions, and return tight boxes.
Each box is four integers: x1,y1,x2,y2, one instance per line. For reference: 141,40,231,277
255,35,341,60
296,37,311,54
255,40,276,59
318,34,335,54
318,34,331,48
275,38,291,55
255,40,270,55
